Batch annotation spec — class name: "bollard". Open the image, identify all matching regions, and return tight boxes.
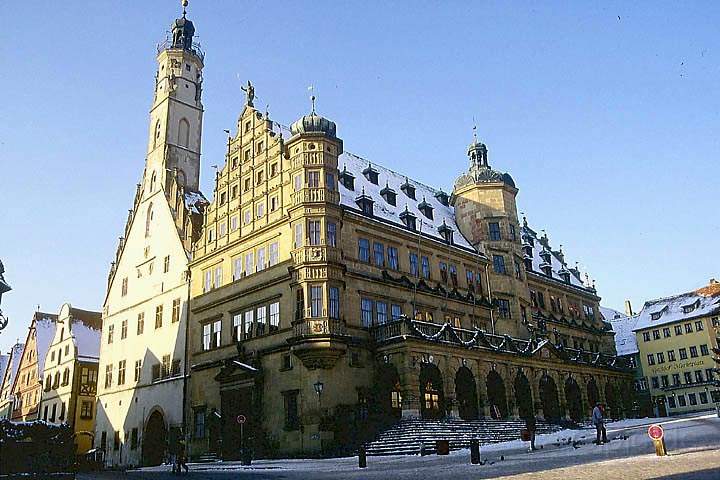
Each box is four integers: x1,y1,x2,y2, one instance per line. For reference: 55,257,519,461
420,442,427,456
358,445,367,469
470,439,480,464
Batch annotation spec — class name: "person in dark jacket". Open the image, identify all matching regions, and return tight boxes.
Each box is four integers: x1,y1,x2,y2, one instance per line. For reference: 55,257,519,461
592,403,608,445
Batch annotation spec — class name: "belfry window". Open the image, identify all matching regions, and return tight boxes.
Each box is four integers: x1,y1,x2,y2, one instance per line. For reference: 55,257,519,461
178,118,190,148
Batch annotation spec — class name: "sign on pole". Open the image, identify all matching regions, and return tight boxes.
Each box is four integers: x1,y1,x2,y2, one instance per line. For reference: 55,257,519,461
237,414,246,425
647,424,667,456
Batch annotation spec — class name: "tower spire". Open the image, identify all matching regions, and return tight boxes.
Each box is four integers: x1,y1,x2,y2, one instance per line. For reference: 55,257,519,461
182,0,188,16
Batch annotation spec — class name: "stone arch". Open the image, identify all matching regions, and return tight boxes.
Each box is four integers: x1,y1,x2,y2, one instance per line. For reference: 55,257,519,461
587,377,600,410
419,363,444,419
455,366,479,420
374,362,402,421
486,370,508,419
564,376,583,422
514,370,534,420
142,408,168,466
540,374,561,422
178,118,190,148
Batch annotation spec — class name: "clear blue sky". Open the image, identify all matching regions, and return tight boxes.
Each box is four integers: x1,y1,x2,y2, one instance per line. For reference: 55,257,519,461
1,1,719,352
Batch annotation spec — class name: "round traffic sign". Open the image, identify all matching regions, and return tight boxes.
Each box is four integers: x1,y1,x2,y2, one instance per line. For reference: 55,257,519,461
647,424,664,440
236,414,247,425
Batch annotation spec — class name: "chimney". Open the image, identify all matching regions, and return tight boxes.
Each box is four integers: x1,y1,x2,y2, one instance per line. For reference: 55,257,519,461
710,278,718,285
624,300,634,317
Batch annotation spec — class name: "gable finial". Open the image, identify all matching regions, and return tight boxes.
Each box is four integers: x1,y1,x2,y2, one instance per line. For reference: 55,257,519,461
308,85,316,113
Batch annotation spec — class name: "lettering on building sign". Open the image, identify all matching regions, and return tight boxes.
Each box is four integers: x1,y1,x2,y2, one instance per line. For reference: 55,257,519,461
650,360,705,375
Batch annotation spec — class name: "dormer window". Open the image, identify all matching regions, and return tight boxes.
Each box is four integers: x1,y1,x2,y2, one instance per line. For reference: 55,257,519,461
682,301,699,314
559,271,571,283
362,164,379,185
434,189,449,207
355,189,374,216
399,206,417,231
418,197,433,220
380,183,397,206
650,311,663,321
339,166,355,191
400,178,415,200
438,221,453,244
524,257,533,272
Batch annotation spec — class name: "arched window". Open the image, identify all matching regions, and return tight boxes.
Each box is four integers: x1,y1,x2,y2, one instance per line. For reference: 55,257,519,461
177,169,187,188
145,203,153,238
62,368,70,386
53,371,60,389
150,171,156,193
178,118,190,148
153,120,162,149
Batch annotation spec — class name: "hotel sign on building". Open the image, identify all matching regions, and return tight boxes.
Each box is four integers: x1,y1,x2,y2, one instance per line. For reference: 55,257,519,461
634,279,720,416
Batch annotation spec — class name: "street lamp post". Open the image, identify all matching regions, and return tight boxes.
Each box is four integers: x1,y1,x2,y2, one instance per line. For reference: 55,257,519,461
314,381,324,452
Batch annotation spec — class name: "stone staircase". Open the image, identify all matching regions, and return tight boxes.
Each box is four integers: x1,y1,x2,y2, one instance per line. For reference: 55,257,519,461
365,418,561,456
192,452,220,463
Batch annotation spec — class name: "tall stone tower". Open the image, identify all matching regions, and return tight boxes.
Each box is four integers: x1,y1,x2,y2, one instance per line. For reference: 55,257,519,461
95,2,207,468
145,0,204,193
452,136,530,337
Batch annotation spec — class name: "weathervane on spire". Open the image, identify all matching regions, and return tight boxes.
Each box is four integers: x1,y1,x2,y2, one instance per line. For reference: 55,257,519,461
308,85,316,113
241,80,255,107
181,0,188,17
472,117,478,143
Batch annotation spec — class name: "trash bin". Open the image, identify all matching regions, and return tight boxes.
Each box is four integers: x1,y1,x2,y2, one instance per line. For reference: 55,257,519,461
470,439,480,464
240,448,252,466
436,439,450,455
358,445,367,468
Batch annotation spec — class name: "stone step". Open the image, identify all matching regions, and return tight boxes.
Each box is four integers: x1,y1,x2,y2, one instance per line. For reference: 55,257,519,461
365,418,562,456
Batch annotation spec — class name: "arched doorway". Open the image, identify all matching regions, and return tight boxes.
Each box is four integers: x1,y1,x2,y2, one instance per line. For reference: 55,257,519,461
540,375,561,422
605,382,620,420
375,363,403,421
565,377,583,422
514,372,534,420
455,367,479,420
143,410,168,466
486,371,508,419
587,377,600,415
419,363,444,419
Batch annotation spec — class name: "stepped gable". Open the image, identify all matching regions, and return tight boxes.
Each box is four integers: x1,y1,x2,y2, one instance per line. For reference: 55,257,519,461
520,223,588,289
633,279,720,332
602,307,639,356
338,151,476,251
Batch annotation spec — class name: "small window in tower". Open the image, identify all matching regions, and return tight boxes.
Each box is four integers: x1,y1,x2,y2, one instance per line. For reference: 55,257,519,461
244,148,251,161
257,171,264,184
270,163,278,177
185,64,191,72
257,141,264,153
231,157,239,169
245,121,251,133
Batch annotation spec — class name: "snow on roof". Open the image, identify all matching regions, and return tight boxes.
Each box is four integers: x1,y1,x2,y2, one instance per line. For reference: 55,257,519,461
633,281,720,332
2,343,24,392
520,225,587,289
34,312,58,378
602,307,639,356
184,190,209,214
70,308,102,359
338,151,476,251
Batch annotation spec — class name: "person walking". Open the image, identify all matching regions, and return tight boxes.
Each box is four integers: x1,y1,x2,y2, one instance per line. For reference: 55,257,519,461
178,441,189,474
592,402,608,445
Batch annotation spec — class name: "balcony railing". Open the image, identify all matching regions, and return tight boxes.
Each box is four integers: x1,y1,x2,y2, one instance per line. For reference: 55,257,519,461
293,318,347,337
369,317,628,370
291,245,341,264
156,39,205,62
291,188,340,206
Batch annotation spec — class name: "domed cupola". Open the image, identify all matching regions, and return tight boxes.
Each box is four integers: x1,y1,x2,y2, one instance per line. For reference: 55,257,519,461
171,0,196,51
454,130,516,190
290,96,337,139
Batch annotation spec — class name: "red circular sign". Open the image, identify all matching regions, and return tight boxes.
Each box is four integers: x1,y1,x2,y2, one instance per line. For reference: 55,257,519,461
648,424,664,440
236,414,247,425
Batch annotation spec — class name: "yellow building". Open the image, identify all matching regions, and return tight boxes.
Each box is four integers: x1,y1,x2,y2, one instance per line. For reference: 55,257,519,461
185,80,631,458
634,279,720,416
39,303,102,454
